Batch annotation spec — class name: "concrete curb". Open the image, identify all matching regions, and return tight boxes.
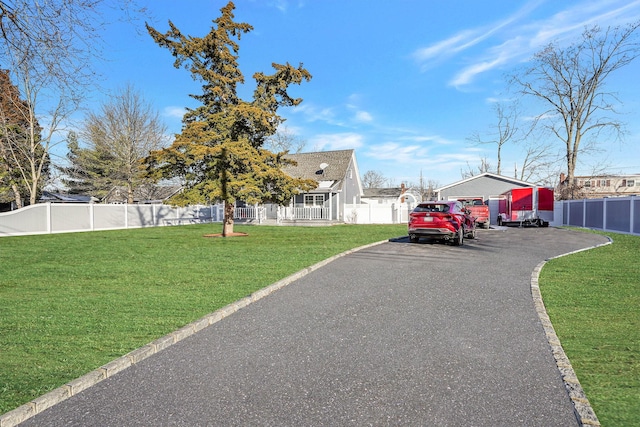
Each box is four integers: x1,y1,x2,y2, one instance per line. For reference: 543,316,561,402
0,239,391,427
530,236,613,427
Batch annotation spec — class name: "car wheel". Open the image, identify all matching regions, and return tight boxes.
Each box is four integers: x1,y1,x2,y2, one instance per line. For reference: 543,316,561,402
452,227,463,246
467,227,476,239
484,222,490,229
409,234,419,243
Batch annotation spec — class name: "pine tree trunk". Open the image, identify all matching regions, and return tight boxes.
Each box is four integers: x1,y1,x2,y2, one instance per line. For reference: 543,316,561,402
223,200,235,236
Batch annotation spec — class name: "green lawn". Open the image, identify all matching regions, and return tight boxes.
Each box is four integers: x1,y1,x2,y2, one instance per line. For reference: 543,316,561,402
540,231,640,427
1,225,638,424
0,224,405,414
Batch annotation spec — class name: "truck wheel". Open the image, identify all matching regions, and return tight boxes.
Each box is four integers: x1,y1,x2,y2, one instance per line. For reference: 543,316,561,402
452,228,463,246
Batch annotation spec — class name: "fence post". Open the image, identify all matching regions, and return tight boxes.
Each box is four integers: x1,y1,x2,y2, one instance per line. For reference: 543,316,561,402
47,202,52,234
603,197,608,232
631,195,636,235
90,203,95,231
124,204,128,229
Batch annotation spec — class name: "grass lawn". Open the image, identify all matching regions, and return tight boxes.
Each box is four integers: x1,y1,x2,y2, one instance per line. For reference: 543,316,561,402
0,223,405,414
1,225,638,424
540,231,640,427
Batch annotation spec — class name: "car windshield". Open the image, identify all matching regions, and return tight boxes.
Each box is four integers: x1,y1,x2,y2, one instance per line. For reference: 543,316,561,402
415,204,450,213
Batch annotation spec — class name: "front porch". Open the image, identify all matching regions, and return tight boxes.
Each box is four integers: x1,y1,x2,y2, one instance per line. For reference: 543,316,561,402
232,205,338,224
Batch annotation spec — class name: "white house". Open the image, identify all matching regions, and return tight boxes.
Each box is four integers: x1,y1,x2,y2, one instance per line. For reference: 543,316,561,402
273,149,364,222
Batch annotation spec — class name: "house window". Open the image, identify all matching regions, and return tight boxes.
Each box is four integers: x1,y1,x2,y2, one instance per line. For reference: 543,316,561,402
584,180,591,188
304,194,324,206
628,179,635,187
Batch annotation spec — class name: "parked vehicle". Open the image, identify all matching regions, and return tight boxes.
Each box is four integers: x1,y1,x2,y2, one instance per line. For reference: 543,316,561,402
456,197,490,229
408,200,476,245
496,187,553,227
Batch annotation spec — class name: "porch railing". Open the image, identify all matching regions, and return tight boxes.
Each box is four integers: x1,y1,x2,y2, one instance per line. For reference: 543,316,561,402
279,206,330,220
234,206,267,223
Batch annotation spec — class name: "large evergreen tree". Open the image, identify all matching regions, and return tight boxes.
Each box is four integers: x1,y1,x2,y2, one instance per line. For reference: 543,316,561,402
145,1,316,236
58,131,118,199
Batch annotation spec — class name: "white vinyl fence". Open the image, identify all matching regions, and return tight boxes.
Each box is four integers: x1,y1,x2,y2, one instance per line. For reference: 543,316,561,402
2,196,638,237
0,203,224,237
343,203,411,224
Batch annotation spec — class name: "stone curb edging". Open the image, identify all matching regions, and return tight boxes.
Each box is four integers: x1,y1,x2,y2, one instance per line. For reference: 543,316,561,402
530,236,613,427
0,239,391,427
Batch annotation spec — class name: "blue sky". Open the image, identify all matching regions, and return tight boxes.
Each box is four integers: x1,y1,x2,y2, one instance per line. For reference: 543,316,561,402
92,0,640,187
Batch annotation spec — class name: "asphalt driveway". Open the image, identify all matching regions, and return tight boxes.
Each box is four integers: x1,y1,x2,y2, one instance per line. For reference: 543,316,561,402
20,227,609,426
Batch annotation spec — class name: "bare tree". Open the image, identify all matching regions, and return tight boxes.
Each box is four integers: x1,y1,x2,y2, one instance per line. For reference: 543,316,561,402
409,170,439,201
461,157,492,179
512,22,640,198
362,170,387,188
516,142,558,183
0,0,144,206
1,69,36,207
468,102,523,175
265,126,306,153
80,85,168,203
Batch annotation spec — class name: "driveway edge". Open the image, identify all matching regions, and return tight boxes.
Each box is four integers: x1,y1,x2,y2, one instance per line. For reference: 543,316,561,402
0,239,392,427
530,236,612,427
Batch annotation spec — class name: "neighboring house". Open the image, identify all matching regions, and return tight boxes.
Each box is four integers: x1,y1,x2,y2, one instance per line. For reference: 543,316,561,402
560,173,640,198
102,184,182,204
362,187,404,204
435,172,537,201
278,149,363,221
39,191,98,203
361,183,419,205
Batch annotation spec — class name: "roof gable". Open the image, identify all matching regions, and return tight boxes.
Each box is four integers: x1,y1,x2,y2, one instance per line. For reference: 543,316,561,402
283,149,355,181
283,149,361,193
436,172,535,192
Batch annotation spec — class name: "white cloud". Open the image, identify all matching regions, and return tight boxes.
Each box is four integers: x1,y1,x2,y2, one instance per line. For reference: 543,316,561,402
365,142,429,163
294,103,341,125
528,0,640,47
412,31,476,63
163,106,186,119
412,0,542,69
450,53,510,88
354,110,373,123
398,134,457,145
308,133,364,151
413,0,640,88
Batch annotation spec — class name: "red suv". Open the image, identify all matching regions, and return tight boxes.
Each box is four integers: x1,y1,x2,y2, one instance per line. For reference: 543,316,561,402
408,201,476,245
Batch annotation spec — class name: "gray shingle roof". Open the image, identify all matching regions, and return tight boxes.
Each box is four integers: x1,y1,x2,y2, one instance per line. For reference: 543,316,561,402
283,149,355,191
363,187,402,198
